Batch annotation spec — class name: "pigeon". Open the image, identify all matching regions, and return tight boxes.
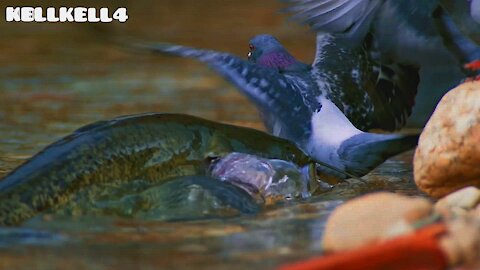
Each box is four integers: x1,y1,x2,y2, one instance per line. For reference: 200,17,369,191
282,0,480,126
282,0,479,64
139,33,419,133
132,30,419,177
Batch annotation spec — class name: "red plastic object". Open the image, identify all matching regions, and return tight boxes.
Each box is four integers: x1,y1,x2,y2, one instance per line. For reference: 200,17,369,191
279,224,449,270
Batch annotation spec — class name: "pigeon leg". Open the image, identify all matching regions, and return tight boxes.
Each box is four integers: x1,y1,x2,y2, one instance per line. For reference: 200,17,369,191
433,6,480,80
432,7,471,63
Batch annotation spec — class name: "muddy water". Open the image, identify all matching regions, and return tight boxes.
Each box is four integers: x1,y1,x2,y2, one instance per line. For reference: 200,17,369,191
0,1,424,269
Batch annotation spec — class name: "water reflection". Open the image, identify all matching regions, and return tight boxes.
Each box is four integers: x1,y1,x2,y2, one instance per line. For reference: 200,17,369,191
0,228,67,248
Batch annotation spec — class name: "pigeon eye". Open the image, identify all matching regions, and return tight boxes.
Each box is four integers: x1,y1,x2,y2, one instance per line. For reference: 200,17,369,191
248,45,255,59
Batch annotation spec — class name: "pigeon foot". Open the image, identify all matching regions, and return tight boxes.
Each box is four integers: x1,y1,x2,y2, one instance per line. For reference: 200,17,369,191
464,60,480,81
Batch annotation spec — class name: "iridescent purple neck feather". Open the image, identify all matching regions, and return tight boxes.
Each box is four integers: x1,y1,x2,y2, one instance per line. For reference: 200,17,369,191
248,34,310,72
256,50,299,69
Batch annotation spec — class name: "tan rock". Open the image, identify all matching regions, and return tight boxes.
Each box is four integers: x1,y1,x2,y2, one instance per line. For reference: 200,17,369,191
435,186,480,217
322,192,433,252
414,81,480,198
440,216,480,266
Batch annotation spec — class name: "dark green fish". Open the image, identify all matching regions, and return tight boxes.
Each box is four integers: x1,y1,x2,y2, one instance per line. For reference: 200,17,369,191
82,175,262,220
0,113,312,225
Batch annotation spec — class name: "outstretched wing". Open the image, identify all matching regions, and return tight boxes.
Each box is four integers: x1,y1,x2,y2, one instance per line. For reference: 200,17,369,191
282,1,421,130
133,42,313,141
282,0,383,44
283,0,454,63
311,34,419,131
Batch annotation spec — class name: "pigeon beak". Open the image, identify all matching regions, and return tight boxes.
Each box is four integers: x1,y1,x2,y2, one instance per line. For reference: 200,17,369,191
247,51,252,59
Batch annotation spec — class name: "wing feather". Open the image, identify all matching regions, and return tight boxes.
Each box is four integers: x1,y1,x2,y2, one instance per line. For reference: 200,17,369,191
311,34,419,131
132,42,314,140
283,0,383,44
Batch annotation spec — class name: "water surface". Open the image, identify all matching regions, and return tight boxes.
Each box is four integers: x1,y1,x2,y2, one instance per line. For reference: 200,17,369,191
0,1,424,269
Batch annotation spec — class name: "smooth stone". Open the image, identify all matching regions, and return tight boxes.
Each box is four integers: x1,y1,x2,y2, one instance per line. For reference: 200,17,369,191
414,81,480,198
435,186,480,217
322,192,433,252
440,217,480,266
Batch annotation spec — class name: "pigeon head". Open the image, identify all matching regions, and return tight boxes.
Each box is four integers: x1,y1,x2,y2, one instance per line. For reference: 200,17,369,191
248,34,301,70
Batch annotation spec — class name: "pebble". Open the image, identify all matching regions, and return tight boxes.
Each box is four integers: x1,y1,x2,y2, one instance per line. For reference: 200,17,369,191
414,81,480,198
322,192,432,252
435,186,480,217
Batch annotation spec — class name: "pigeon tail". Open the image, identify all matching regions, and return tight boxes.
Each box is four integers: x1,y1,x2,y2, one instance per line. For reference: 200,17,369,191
304,97,418,178
338,133,419,177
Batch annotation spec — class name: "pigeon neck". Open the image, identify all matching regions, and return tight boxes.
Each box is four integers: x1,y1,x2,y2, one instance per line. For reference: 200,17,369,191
257,49,304,71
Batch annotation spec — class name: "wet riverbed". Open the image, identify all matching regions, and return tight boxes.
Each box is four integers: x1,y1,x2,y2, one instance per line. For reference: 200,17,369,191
0,0,425,269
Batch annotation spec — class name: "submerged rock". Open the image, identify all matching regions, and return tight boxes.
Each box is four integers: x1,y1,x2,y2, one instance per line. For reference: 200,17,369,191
414,81,480,198
322,192,433,252
434,186,480,217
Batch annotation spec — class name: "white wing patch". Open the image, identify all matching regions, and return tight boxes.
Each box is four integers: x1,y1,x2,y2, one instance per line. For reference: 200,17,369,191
311,96,362,146
305,97,363,168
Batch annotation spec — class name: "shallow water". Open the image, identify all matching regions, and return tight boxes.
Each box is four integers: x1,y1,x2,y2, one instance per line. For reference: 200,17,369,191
0,1,425,269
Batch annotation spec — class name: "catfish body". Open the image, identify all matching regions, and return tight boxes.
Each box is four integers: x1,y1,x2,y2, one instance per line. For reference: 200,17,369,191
0,113,311,225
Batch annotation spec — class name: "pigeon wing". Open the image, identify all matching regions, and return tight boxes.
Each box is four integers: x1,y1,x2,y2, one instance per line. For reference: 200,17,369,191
311,34,419,131
283,0,420,130
282,0,383,44
134,42,313,140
